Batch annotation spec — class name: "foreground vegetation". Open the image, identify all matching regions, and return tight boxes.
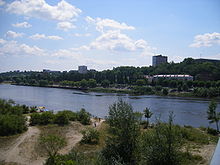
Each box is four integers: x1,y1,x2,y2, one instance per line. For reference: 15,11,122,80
1,99,219,164
40,100,219,165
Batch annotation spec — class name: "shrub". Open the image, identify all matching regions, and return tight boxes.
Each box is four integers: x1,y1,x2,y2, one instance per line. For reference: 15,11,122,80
30,112,54,125
162,88,168,95
139,113,182,165
80,127,100,144
0,114,27,136
77,109,91,125
207,127,219,136
30,113,41,126
60,110,77,121
54,112,69,126
40,134,66,165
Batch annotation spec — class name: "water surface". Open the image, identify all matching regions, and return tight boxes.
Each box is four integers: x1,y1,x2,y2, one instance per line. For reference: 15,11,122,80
1,84,219,128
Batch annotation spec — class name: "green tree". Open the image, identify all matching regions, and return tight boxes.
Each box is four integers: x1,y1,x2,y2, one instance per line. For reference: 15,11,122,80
102,100,140,164
54,112,69,126
77,108,91,125
40,135,66,165
87,79,97,88
136,79,146,86
143,107,153,128
139,112,182,165
207,100,220,132
163,88,168,95
80,127,100,144
101,80,110,88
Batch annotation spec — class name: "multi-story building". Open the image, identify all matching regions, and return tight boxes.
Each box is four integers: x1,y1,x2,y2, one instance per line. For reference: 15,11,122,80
78,65,88,74
152,55,168,66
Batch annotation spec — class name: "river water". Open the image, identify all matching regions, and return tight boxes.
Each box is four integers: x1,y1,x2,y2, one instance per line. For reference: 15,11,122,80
0,84,219,128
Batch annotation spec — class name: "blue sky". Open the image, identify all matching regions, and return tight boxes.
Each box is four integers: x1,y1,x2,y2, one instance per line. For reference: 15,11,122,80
0,0,219,72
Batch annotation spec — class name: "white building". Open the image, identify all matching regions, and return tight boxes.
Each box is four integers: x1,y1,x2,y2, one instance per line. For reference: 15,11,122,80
145,74,193,82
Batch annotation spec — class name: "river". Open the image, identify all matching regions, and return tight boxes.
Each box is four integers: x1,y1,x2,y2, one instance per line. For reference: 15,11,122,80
0,84,219,128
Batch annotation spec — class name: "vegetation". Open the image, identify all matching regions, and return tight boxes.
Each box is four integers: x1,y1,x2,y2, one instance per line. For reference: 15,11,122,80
1,58,220,97
40,134,66,165
207,100,220,132
139,113,182,165
101,100,141,164
30,109,91,126
0,99,27,136
143,107,153,128
80,127,100,144
36,100,219,165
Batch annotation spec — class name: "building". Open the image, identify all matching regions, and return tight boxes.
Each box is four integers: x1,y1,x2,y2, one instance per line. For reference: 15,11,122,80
78,65,88,74
152,55,168,66
145,74,193,82
195,58,220,63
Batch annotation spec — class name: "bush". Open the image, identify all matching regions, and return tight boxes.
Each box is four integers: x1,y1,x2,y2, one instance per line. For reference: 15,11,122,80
207,127,219,136
139,113,182,165
162,88,168,95
0,99,27,136
40,134,66,165
30,112,54,125
77,109,91,125
30,113,41,126
54,112,69,126
0,114,27,136
60,110,77,121
80,127,100,144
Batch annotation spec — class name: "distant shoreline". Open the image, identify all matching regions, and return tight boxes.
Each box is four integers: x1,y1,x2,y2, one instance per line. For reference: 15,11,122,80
2,83,219,100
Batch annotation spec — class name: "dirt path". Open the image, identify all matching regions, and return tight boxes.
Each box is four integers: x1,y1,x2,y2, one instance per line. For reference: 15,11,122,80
195,144,216,165
59,122,83,155
0,126,45,165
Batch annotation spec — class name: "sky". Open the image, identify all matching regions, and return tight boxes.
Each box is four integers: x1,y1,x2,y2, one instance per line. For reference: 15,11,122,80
0,0,220,72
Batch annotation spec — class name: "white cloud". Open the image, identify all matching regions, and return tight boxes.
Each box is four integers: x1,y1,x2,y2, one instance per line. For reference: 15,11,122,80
57,21,75,31
12,22,32,28
0,40,46,56
86,16,135,32
0,0,5,6
6,0,81,22
87,30,153,53
6,31,24,38
190,32,220,48
30,33,63,40
74,33,91,37
0,38,6,44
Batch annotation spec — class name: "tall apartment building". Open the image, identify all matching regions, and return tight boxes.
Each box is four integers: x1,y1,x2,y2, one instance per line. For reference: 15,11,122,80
78,65,88,74
152,55,168,66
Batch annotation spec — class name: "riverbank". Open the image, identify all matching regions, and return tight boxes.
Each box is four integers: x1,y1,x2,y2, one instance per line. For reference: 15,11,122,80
10,83,220,99
0,119,218,165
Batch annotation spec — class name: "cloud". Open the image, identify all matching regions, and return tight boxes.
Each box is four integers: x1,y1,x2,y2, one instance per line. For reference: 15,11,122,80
6,0,81,22
0,0,5,6
6,31,24,38
0,38,6,44
87,30,153,53
0,40,46,56
30,33,63,40
57,21,75,31
85,16,135,32
190,32,220,48
12,22,32,28
74,33,91,37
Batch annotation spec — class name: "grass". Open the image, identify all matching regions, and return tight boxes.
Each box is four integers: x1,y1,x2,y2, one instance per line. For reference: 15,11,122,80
73,122,109,158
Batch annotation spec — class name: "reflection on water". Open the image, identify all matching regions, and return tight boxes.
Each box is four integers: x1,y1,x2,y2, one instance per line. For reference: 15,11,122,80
0,84,219,128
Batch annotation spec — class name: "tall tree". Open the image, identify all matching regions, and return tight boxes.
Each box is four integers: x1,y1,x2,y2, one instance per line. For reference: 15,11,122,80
102,100,140,164
207,100,220,132
143,107,153,128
